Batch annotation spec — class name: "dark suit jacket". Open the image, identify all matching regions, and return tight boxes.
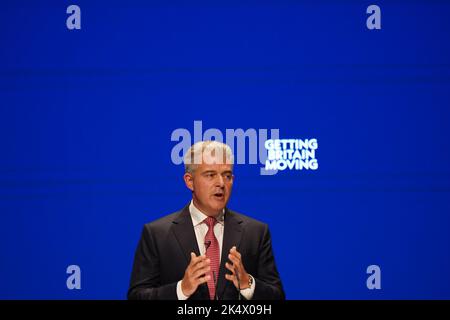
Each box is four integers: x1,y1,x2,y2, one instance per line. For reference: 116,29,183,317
127,205,285,300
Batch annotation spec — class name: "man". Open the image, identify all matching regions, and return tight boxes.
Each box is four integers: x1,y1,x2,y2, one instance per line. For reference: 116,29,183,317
128,141,284,300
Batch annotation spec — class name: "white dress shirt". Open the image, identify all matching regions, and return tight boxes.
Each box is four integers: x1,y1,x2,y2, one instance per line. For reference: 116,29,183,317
176,201,255,300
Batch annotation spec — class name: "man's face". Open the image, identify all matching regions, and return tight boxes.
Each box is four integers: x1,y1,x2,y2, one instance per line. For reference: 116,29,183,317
184,153,234,217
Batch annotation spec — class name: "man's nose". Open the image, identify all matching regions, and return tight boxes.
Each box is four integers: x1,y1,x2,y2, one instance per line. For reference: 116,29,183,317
215,175,225,187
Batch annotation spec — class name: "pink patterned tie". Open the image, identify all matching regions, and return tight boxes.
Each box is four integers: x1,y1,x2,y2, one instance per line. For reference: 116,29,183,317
204,216,220,300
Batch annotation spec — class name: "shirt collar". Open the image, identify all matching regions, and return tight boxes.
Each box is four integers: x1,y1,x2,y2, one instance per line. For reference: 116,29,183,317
189,200,225,227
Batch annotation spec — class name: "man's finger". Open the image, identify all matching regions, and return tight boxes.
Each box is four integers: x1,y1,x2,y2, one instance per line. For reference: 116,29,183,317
225,262,235,274
192,266,211,279
191,258,210,271
228,253,240,266
190,252,201,265
228,249,241,261
225,273,236,282
231,247,241,260
190,254,208,267
197,275,211,285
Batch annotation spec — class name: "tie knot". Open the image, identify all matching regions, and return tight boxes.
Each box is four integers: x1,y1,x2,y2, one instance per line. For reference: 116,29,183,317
204,216,217,228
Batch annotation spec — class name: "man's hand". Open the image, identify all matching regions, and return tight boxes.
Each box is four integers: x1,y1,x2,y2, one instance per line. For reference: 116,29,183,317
181,252,211,297
225,246,251,289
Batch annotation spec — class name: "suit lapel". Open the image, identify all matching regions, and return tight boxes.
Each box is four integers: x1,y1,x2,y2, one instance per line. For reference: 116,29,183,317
217,208,243,300
171,205,200,261
171,204,209,299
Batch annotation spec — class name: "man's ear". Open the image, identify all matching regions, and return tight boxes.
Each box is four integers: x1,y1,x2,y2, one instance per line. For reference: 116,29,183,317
183,172,194,192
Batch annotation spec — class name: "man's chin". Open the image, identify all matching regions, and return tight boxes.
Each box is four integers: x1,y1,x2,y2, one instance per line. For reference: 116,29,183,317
209,200,227,212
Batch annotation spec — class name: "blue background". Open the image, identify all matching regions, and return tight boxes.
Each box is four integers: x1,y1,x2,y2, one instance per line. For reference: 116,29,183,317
1,0,450,299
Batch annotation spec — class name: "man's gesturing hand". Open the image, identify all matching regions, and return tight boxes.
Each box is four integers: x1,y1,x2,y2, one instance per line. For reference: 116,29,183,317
225,246,251,290
181,252,211,297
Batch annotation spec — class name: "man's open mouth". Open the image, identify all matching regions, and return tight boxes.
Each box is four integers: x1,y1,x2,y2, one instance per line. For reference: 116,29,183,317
213,192,224,199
